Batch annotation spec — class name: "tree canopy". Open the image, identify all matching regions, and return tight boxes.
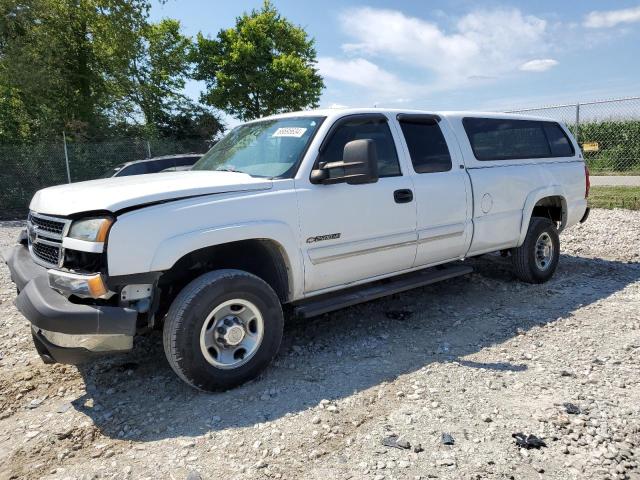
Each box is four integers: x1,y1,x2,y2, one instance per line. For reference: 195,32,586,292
193,1,324,121
0,0,324,143
0,0,222,142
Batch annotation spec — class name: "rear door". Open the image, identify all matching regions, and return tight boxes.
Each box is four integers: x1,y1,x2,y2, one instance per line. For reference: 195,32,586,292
297,113,417,293
394,114,472,266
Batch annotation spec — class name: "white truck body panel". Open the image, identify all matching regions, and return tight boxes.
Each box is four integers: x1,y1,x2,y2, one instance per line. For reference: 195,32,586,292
30,170,271,216
27,108,588,303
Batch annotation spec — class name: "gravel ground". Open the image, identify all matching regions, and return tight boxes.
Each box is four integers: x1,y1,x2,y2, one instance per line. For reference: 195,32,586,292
0,209,638,480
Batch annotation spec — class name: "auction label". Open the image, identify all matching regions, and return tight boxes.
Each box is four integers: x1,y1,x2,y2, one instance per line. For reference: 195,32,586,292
272,127,307,138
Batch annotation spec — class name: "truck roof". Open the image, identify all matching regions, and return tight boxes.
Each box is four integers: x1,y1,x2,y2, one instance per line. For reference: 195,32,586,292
259,107,559,124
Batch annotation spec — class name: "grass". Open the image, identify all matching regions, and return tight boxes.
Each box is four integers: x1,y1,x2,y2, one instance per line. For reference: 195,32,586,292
589,186,640,210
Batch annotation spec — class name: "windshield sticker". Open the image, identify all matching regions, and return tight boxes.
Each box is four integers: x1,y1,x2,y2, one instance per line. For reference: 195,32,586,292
272,127,307,138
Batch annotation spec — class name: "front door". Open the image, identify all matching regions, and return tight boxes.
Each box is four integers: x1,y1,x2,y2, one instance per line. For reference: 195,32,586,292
297,114,417,293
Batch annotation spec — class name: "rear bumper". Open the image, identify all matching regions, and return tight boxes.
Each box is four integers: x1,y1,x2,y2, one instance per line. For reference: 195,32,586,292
2,242,137,364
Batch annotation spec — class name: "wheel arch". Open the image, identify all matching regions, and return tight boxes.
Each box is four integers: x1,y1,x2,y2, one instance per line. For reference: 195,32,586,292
150,222,302,304
518,186,567,246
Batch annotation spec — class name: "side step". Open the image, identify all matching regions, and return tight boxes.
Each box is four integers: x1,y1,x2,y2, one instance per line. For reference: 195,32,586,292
292,263,473,319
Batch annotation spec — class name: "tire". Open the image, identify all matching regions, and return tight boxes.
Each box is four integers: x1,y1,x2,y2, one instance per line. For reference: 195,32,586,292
511,217,560,284
163,269,283,391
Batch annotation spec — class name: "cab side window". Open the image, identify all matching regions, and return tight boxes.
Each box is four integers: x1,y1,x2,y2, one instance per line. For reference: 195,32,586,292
399,119,452,173
318,116,401,178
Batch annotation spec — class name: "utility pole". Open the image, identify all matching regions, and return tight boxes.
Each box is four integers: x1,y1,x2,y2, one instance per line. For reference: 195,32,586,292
62,132,71,183
575,103,581,144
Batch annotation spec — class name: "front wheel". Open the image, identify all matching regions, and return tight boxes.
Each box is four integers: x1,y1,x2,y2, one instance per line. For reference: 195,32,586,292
511,217,560,284
163,269,284,391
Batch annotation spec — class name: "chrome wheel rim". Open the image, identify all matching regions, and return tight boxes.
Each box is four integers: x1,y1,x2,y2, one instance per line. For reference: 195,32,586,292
199,299,264,369
534,232,554,271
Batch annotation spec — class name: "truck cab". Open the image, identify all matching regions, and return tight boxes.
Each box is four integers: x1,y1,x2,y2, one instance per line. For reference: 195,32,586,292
3,108,589,391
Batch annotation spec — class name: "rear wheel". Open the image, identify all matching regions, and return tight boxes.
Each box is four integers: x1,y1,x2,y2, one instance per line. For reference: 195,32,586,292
163,269,283,391
511,217,560,284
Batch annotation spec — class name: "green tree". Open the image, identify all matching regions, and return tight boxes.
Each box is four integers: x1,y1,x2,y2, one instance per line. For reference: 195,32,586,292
0,0,222,142
115,19,192,132
0,0,150,140
156,102,224,141
193,0,324,121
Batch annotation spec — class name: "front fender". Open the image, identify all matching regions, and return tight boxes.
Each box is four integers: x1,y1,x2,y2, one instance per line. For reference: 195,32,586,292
149,221,304,299
517,185,567,246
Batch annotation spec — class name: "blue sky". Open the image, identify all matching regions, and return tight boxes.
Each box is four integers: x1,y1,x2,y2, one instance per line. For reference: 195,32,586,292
151,1,640,120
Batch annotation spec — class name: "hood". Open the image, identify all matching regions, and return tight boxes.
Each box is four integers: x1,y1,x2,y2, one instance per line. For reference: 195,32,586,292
30,171,272,217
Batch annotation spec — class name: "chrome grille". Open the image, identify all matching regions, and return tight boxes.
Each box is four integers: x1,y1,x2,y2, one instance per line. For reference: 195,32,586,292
27,212,71,268
28,213,66,237
32,242,61,266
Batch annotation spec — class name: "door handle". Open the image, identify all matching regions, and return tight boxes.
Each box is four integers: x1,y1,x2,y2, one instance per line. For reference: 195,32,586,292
393,189,413,204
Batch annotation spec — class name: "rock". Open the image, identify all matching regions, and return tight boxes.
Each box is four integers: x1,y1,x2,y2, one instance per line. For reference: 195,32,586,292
563,403,581,415
441,433,455,445
382,434,411,450
26,398,42,409
186,471,202,480
308,449,323,459
436,457,456,467
512,433,547,449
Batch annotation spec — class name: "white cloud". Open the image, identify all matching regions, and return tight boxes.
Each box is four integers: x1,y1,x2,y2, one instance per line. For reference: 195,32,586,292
337,7,550,87
316,57,415,102
519,58,559,72
584,6,640,28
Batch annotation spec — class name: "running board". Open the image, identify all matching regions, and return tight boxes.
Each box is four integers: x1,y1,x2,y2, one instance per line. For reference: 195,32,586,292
293,263,473,319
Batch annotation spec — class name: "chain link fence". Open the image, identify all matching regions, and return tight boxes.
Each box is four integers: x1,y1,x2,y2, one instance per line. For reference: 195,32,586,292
1,96,639,219
504,96,640,175
0,137,209,218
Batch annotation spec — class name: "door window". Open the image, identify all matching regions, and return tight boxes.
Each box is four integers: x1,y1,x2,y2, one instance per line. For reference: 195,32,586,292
318,116,401,177
399,119,452,173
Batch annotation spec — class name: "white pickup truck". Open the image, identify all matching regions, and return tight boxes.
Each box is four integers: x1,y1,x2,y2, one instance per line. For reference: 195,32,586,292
4,108,590,391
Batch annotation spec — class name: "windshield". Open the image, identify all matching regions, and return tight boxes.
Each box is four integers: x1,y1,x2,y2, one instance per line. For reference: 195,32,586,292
192,116,325,178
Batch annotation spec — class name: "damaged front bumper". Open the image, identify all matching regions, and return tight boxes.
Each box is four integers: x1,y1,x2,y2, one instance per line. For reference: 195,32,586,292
2,241,137,364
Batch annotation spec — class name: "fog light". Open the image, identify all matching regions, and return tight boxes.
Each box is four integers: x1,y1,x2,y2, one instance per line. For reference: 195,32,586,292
48,270,110,298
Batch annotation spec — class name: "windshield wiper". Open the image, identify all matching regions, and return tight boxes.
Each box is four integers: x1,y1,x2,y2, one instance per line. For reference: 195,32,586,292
215,168,244,173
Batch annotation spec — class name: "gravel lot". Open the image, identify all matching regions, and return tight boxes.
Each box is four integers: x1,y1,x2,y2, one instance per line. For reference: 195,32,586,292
0,209,639,480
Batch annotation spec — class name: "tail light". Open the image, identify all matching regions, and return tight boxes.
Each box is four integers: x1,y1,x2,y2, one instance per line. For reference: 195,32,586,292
584,164,590,198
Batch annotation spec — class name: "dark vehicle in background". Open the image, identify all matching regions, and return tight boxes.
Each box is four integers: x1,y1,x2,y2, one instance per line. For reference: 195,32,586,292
103,154,203,178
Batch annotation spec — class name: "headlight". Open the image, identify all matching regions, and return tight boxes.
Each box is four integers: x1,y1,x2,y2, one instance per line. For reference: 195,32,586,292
68,217,113,243
48,270,111,298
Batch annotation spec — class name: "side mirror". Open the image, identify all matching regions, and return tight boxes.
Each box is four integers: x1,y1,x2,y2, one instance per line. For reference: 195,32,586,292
310,139,379,185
